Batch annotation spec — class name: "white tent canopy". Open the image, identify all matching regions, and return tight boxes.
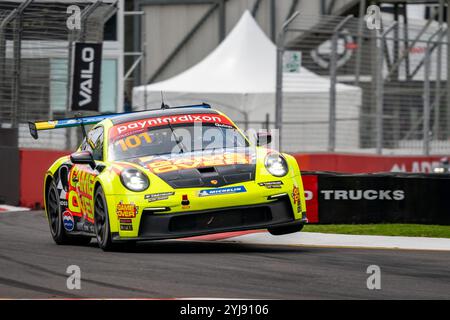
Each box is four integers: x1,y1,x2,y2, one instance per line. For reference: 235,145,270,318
133,11,362,151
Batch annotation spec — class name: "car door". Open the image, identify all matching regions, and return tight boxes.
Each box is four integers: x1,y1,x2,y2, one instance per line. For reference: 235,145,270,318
71,126,104,226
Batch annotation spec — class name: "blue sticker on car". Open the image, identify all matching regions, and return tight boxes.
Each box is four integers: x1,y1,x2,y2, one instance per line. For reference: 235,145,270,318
198,186,246,197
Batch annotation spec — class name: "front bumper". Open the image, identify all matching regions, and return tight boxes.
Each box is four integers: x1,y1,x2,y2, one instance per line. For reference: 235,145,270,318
111,195,305,241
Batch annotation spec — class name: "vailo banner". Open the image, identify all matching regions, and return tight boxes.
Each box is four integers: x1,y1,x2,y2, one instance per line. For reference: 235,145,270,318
70,42,103,112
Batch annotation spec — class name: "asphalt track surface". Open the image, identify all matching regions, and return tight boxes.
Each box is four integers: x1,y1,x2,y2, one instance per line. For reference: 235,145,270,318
0,211,449,299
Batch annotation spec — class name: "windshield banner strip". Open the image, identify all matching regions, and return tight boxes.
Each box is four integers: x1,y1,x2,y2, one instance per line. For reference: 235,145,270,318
110,113,234,138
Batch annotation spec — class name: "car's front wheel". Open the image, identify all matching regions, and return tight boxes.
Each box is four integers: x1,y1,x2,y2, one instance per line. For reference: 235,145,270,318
94,186,114,251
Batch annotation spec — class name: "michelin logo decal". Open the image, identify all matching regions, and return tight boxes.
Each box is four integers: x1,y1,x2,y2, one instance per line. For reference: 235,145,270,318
199,186,246,197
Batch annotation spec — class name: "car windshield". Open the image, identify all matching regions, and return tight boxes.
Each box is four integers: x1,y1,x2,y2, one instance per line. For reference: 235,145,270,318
108,115,249,161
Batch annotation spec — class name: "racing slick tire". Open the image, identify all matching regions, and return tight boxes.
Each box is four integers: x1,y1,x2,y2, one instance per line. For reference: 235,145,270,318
93,187,136,251
46,180,92,246
268,222,304,236
94,186,115,251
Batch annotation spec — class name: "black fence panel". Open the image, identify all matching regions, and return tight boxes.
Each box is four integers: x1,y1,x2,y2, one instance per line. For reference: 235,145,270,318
303,172,450,225
0,146,20,205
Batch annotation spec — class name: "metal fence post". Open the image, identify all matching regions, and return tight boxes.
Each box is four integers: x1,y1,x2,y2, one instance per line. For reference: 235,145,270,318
275,38,284,150
66,1,103,115
374,31,384,154
65,1,103,150
10,0,32,129
433,0,445,140
275,11,299,152
423,37,431,156
424,27,445,156
0,10,17,113
447,4,450,143
375,22,397,154
0,9,17,99
11,12,22,128
354,0,366,86
328,15,352,152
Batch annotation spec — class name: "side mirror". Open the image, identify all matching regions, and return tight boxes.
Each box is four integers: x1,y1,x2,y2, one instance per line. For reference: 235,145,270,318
256,132,272,146
70,151,96,170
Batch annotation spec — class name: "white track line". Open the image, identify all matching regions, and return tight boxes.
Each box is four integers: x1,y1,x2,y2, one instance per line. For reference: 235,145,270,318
0,205,30,212
220,232,450,251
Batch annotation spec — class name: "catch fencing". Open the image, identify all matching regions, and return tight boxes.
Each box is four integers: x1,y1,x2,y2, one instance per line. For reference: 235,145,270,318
0,0,116,149
276,13,449,155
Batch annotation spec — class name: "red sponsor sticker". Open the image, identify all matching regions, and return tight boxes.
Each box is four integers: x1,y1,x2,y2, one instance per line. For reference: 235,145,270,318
292,185,300,211
116,202,138,218
110,113,234,139
302,175,318,223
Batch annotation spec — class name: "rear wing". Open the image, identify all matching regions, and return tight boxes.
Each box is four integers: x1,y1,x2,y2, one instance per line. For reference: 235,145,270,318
28,103,211,139
28,113,121,140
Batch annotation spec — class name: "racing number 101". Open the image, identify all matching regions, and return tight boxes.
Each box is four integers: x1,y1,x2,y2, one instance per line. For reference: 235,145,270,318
118,132,152,151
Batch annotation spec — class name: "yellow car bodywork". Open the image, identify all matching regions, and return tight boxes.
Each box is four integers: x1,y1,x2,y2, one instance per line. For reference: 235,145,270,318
42,109,307,242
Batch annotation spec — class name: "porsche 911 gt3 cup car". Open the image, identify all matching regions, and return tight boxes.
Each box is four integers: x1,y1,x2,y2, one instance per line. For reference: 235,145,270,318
29,104,307,250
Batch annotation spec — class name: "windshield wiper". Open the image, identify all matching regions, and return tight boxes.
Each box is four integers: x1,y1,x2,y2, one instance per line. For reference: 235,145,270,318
166,121,186,153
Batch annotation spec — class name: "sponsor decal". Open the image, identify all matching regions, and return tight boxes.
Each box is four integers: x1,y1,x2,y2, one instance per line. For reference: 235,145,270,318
81,223,94,233
142,153,252,174
181,194,190,208
110,113,234,138
120,224,133,231
292,186,301,213
62,211,75,231
310,30,354,69
71,43,102,112
120,219,133,224
198,186,246,197
210,179,218,185
116,202,138,218
67,165,97,223
214,123,233,129
391,161,442,173
145,192,175,202
114,132,153,152
258,181,283,189
320,190,405,201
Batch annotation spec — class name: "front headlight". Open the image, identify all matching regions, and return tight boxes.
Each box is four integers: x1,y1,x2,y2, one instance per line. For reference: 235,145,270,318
265,153,288,177
120,168,149,192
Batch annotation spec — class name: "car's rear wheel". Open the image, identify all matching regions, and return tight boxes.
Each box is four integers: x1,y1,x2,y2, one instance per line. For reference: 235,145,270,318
47,180,92,245
94,186,114,251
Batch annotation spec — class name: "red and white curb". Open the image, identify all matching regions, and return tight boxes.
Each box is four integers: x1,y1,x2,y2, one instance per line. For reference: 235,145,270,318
0,205,30,212
211,231,450,251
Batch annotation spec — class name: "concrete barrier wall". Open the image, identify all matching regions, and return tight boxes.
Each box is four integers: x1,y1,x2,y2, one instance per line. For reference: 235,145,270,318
0,147,20,205
15,150,450,211
294,153,443,173
19,149,68,208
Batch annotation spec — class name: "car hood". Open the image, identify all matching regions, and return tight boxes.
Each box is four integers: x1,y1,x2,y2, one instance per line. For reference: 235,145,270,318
125,148,257,188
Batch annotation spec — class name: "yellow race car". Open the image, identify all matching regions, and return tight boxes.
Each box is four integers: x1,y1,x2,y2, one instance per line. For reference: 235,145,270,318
29,104,307,251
